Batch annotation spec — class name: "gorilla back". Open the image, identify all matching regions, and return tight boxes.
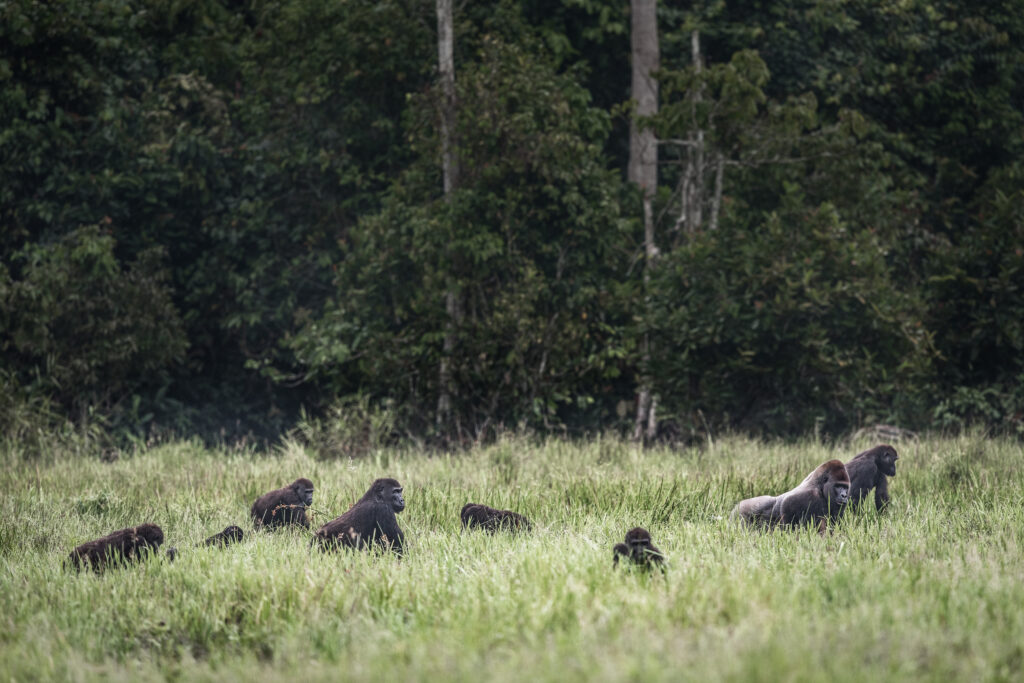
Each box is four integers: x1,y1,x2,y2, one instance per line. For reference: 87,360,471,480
67,523,165,572
460,503,532,533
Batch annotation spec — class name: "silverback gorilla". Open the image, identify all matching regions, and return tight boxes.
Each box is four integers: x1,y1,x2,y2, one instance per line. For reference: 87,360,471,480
732,460,851,534
312,478,405,554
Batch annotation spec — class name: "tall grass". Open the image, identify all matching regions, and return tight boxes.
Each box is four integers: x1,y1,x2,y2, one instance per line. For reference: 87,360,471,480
1,433,1022,681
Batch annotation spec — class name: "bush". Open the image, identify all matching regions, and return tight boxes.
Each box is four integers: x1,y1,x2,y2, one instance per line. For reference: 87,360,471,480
648,190,935,437
0,226,187,421
293,395,398,459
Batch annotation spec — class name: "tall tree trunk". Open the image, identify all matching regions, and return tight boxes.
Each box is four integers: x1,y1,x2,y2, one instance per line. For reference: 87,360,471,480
710,151,724,231
436,0,459,434
437,0,458,197
629,0,659,442
689,30,704,233
676,29,705,235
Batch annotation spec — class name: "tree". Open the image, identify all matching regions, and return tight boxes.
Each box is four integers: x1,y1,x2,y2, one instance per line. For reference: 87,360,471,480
0,226,187,421
436,0,460,434
290,34,631,441
629,0,659,442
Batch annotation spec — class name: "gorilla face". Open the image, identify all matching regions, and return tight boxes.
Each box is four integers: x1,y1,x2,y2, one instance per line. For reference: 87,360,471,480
291,479,314,506
832,482,850,506
391,485,406,513
879,447,898,477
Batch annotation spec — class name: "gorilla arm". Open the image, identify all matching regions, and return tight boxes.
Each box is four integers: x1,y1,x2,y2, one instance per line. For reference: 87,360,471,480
874,472,890,512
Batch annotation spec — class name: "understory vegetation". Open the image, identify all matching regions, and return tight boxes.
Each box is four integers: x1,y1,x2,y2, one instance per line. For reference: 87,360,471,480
1,434,1021,681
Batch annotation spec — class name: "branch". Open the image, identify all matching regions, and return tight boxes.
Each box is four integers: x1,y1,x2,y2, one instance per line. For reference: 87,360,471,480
658,138,698,148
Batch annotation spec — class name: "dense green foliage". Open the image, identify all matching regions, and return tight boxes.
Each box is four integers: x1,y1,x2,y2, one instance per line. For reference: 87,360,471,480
648,196,934,435
2,0,1022,443
1,435,1022,680
290,35,633,437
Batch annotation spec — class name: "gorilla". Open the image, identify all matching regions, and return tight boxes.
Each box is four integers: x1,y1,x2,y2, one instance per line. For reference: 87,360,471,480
202,525,245,547
612,527,665,571
732,460,851,534
312,478,405,554
460,503,532,533
66,523,165,572
251,478,314,529
844,444,898,512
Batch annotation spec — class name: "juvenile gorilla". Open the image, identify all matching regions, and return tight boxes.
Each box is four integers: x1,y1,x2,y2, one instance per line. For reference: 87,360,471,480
844,444,898,512
731,459,851,534
312,478,405,554
251,478,314,529
612,527,665,571
202,525,245,547
460,503,532,533
67,523,165,572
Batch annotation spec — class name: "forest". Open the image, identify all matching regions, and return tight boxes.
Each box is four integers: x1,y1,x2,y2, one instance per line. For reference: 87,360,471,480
2,0,1023,449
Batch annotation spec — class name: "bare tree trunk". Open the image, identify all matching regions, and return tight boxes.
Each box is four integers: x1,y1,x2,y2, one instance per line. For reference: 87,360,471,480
628,0,658,193
629,0,659,442
437,0,458,196
710,151,724,231
690,30,704,233
436,0,459,433
646,393,658,440
676,29,705,235
674,151,693,233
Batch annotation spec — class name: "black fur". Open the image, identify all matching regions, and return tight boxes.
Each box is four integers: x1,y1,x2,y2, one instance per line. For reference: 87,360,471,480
844,444,898,512
312,478,405,554
251,478,314,529
612,527,665,571
66,523,165,572
460,503,532,533
202,525,245,547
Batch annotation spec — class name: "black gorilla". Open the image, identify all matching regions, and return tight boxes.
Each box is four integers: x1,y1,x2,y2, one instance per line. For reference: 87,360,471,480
844,444,898,512
66,523,165,572
460,503,532,533
312,478,406,554
202,525,245,547
251,478,314,529
612,527,665,571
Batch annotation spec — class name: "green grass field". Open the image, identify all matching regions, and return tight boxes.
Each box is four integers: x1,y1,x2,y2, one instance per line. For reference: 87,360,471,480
1,434,1022,682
